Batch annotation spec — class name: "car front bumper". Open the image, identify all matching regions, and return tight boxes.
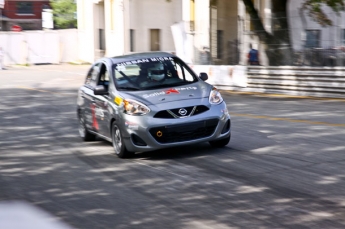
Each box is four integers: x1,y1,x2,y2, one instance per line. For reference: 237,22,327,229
118,99,231,152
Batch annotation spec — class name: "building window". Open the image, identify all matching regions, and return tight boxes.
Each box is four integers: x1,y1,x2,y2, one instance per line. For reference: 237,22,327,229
210,1,217,59
217,30,223,59
190,0,195,32
16,2,34,14
99,29,105,50
246,13,255,32
246,0,258,32
305,30,320,48
150,29,160,51
130,29,135,52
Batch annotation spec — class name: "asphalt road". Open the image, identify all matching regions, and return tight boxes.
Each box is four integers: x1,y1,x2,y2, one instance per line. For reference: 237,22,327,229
1,65,345,229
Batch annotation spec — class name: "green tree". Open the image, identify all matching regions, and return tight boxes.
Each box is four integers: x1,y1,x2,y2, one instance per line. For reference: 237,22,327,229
50,0,77,29
242,0,345,65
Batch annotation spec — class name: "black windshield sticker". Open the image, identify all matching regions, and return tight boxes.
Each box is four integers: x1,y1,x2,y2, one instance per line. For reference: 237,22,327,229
150,57,174,62
116,57,174,67
117,59,149,66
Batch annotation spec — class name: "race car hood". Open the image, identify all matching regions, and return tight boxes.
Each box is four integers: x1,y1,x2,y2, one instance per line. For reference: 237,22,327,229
118,81,212,105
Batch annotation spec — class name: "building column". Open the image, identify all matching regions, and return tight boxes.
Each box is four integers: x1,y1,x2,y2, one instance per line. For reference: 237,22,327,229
104,0,129,57
77,0,95,63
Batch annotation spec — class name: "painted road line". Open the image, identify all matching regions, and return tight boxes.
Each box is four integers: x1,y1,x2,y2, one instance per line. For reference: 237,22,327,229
230,113,345,127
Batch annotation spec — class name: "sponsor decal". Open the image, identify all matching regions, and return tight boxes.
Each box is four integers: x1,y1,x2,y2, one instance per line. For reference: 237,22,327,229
221,107,229,115
165,88,179,94
95,107,104,119
90,104,99,130
125,121,139,130
114,96,123,105
142,86,198,98
116,57,174,67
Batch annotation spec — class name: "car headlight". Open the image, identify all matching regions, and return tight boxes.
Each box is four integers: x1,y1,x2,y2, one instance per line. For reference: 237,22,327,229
209,88,223,105
123,99,150,115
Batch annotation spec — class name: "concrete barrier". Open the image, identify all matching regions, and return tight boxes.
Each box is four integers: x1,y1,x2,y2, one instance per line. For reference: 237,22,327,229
193,65,345,99
246,66,345,98
0,29,78,66
192,65,247,89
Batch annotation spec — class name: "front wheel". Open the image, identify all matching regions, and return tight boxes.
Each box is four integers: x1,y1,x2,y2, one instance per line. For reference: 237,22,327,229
209,135,230,148
112,123,134,158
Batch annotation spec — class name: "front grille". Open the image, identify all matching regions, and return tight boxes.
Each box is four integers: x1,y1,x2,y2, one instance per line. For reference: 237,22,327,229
149,119,219,144
154,105,209,119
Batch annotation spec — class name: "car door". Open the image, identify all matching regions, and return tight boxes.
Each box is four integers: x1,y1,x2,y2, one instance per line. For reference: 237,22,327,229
82,63,101,133
90,62,111,137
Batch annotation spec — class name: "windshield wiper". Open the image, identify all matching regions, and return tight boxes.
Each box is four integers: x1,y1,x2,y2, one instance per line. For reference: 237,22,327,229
117,86,140,91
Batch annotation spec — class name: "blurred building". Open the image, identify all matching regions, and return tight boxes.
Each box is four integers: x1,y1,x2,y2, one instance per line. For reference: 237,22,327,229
243,0,345,66
0,0,50,31
289,0,345,50
76,0,345,66
76,0,240,64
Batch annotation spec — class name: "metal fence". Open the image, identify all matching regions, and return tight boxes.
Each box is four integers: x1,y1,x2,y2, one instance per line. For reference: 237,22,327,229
200,11,345,66
292,48,345,67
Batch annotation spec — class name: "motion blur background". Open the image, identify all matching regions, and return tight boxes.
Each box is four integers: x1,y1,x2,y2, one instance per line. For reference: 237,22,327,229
1,0,345,67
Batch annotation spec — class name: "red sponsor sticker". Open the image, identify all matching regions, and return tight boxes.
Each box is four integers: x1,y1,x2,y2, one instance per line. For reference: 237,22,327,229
90,104,99,130
165,88,179,94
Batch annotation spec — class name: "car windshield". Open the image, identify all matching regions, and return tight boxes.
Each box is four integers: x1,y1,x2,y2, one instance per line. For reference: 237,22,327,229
113,56,198,91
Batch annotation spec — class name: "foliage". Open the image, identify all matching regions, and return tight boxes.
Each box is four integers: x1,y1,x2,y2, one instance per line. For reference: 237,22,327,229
242,0,345,65
50,0,77,29
302,0,345,26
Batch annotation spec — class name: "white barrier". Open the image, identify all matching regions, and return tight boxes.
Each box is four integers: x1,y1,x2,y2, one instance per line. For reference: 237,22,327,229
191,65,248,89
0,29,78,66
246,66,345,98
192,65,345,99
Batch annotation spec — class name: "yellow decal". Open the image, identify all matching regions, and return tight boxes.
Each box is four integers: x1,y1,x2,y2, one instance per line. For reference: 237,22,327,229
114,96,123,105
156,131,163,137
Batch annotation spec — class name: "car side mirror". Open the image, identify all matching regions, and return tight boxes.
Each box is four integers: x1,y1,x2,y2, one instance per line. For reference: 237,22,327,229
94,85,108,95
199,72,208,81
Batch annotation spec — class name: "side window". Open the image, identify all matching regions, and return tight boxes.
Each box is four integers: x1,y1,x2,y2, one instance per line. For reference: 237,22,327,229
85,63,100,87
174,62,194,82
98,63,110,91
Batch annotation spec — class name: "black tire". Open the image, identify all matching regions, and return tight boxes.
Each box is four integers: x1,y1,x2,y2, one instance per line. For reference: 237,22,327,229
111,123,134,158
78,112,96,141
209,135,230,148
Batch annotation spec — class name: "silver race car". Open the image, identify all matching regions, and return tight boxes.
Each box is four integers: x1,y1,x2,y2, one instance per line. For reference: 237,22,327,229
77,52,231,158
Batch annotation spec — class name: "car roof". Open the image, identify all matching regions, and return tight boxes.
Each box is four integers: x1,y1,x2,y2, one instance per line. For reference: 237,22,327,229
109,51,176,64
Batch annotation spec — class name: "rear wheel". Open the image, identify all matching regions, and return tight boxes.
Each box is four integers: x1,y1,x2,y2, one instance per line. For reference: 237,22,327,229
78,112,96,141
209,135,230,148
112,123,134,158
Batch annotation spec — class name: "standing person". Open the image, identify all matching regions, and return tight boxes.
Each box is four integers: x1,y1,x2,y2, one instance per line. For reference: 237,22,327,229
248,44,259,65
0,47,3,70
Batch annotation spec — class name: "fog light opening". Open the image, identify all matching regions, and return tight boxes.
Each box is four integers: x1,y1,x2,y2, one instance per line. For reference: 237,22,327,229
221,120,230,134
131,134,147,146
